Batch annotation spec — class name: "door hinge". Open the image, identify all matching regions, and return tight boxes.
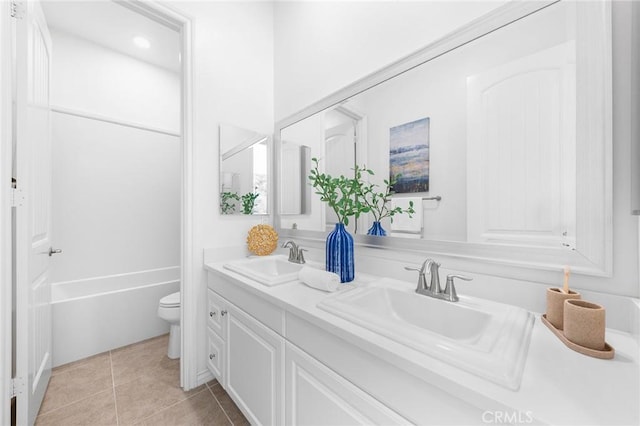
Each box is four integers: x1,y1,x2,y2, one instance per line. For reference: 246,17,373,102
10,1,24,19
10,377,25,398
11,187,25,207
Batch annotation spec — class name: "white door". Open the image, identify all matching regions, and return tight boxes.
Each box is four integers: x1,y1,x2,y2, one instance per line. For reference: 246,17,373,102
466,42,576,248
14,0,53,424
325,122,357,233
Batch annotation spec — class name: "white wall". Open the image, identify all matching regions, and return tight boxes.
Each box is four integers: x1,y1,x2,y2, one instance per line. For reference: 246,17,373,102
167,0,275,382
50,30,180,132
273,1,639,298
51,114,181,282
49,29,181,284
274,1,508,121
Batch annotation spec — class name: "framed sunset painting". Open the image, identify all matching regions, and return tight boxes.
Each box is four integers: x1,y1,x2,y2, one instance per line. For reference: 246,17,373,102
389,117,430,193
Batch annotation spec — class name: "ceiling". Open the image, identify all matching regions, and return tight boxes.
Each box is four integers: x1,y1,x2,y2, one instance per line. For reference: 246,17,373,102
42,1,180,73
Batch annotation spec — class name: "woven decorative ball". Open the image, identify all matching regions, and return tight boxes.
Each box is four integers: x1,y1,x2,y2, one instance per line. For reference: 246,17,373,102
247,224,279,256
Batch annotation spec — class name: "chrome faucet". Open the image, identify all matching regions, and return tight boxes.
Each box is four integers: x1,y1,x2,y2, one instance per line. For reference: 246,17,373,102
405,258,472,302
282,240,306,264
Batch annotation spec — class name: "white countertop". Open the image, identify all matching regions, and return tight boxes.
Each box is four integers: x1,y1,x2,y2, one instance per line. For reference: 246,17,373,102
205,261,640,425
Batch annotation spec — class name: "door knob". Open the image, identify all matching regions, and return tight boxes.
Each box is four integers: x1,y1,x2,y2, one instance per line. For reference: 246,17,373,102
48,247,62,256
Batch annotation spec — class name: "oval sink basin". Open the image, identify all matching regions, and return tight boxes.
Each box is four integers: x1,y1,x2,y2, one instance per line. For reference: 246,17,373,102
317,278,534,390
224,255,304,286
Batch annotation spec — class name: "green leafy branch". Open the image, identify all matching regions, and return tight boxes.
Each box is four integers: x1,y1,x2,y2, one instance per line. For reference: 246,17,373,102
220,191,240,215
308,158,369,226
358,170,415,222
241,189,260,215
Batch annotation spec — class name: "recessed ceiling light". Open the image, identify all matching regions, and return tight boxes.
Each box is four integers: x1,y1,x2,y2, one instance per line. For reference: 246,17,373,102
133,36,150,49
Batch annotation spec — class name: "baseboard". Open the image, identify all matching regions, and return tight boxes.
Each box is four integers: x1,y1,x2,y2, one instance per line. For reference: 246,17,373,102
195,369,215,388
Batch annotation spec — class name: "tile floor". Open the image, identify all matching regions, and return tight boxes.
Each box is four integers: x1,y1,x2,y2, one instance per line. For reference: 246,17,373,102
35,334,249,426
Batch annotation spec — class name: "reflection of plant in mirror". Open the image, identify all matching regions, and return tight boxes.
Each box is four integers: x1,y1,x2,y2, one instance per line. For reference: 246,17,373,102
308,158,369,226
359,170,415,222
241,189,260,215
220,191,240,215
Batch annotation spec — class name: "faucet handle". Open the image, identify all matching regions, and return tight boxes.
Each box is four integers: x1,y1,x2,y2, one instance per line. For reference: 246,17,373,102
444,274,473,302
405,265,428,292
297,248,307,264
404,258,432,274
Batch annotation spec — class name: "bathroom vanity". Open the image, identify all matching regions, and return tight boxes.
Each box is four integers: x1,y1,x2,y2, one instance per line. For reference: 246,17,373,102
200,1,640,424
205,257,639,425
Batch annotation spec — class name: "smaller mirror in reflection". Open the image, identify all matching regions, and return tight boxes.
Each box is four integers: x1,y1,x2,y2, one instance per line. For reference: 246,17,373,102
219,124,268,215
280,140,311,215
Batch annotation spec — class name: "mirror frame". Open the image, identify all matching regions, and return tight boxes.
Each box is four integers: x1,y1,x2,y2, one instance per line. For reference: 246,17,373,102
274,0,612,277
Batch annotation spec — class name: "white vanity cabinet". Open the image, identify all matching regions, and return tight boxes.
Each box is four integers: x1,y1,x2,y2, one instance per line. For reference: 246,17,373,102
285,342,409,425
206,290,226,381
207,272,415,426
207,283,285,426
225,303,285,426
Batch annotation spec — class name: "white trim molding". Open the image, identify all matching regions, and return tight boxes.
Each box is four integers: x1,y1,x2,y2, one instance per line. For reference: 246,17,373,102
120,0,197,390
0,2,14,425
51,105,181,137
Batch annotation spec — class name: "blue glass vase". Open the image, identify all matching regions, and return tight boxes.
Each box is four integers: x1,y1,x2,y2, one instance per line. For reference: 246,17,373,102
326,223,354,283
367,221,387,236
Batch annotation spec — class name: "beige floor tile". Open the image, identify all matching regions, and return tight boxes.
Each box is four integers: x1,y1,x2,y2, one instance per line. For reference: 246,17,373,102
209,384,250,426
35,389,117,426
110,334,169,386
115,371,198,424
36,336,245,426
39,352,113,415
51,351,110,377
139,388,231,426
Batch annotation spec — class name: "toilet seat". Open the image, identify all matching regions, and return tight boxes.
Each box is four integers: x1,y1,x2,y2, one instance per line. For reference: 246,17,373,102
159,291,180,308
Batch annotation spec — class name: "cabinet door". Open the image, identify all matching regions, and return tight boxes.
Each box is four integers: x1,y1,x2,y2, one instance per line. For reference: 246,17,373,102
285,343,409,426
207,329,225,382
226,305,284,426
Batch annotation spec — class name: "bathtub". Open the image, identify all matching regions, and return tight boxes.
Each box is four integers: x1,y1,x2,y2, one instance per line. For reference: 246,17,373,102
51,267,180,367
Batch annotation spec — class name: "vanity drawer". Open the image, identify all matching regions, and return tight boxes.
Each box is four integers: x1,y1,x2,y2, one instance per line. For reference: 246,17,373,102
207,289,226,336
208,272,285,335
207,328,225,382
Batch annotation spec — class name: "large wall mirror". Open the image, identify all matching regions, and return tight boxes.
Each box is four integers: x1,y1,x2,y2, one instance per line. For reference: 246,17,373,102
220,124,269,215
275,1,612,276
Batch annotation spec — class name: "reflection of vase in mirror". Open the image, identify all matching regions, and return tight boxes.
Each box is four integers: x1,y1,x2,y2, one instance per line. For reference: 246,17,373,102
326,223,355,283
367,221,387,237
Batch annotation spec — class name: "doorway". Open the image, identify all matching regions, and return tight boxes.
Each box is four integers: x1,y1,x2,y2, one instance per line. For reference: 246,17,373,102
323,104,367,234
1,1,194,424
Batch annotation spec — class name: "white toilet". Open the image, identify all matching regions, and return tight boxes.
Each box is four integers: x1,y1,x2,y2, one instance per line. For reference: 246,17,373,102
157,291,181,359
